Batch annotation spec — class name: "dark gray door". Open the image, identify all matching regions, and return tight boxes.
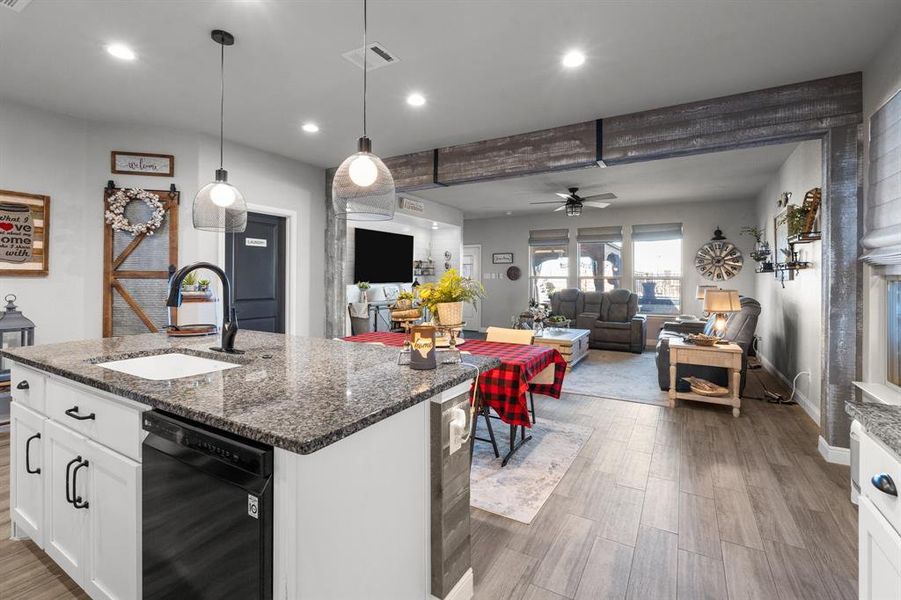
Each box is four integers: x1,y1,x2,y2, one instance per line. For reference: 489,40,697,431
225,212,286,333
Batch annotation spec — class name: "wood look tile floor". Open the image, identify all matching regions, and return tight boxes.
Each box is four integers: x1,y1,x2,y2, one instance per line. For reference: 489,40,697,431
0,365,856,600
471,367,857,600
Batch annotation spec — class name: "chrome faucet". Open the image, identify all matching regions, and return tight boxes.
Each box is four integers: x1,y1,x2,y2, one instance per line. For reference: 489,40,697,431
166,262,242,354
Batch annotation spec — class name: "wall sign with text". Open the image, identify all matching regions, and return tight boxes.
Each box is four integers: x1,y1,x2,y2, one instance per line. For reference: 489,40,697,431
111,151,175,177
0,190,50,276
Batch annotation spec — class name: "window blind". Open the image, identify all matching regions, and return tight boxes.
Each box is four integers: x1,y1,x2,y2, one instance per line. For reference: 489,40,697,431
576,226,623,243
631,223,683,242
863,88,901,271
528,228,569,247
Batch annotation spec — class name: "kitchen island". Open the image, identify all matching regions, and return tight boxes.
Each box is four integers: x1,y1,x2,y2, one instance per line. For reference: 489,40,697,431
4,331,499,600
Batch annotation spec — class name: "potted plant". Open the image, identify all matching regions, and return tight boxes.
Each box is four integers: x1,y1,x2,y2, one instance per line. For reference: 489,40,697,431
357,281,371,303
395,290,415,310
741,226,771,262
777,205,812,238
181,271,198,292
198,278,211,294
418,268,484,325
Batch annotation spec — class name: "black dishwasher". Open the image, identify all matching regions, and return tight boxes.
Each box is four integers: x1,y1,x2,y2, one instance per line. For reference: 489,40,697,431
142,410,273,600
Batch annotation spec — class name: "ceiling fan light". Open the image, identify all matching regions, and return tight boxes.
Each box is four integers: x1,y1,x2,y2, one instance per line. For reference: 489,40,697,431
566,203,582,217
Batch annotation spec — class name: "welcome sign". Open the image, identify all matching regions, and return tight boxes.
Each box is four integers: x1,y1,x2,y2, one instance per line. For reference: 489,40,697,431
0,190,49,276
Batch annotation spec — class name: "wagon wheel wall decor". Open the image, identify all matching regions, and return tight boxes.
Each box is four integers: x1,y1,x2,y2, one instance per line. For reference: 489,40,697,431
695,240,743,281
102,185,179,337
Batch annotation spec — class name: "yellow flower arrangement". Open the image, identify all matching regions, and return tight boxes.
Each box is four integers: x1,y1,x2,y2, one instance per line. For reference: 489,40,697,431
417,268,484,313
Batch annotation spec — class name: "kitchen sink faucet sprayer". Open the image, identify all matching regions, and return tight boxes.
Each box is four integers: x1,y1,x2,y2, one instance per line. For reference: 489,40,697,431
166,261,242,354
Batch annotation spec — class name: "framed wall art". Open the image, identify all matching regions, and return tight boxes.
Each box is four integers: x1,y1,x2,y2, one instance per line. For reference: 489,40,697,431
111,151,175,177
492,252,513,264
0,190,49,276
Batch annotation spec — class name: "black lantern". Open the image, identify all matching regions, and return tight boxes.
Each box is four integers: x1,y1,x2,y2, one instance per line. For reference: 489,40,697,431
566,202,583,217
0,294,35,349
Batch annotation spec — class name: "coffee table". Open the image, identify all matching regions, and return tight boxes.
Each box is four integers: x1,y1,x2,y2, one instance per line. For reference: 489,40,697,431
668,338,743,416
533,328,590,371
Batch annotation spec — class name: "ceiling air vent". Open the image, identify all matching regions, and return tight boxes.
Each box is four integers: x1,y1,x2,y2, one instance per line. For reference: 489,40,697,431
341,42,400,71
1,0,32,12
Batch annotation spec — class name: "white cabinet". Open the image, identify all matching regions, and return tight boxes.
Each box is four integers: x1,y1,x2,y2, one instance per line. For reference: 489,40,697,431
860,430,901,600
9,362,146,600
860,496,901,600
44,418,90,583
84,439,140,600
10,402,46,547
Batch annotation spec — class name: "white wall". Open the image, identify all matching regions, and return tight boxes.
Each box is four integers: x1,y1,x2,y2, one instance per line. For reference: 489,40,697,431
462,197,759,330
753,140,823,423
862,21,901,386
0,99,326,344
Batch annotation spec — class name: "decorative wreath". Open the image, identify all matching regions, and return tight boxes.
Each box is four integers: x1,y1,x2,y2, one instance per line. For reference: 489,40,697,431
104,188,166,236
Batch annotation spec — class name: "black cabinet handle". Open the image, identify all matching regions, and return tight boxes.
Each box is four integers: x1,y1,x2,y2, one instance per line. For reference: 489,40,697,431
65,406,96,421
65,456,81,505
72,459,89,509
16,380,29,390
871,473,898,497
25,433,41,474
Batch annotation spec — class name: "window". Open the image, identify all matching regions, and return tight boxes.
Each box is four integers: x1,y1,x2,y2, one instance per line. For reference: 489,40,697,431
889,279,901,388
632,223,683,315
529,229,569,304
577,226,624,292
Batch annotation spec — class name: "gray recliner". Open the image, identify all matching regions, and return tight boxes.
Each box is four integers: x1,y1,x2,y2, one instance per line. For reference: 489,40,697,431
550,288,647,353
655,296,761,395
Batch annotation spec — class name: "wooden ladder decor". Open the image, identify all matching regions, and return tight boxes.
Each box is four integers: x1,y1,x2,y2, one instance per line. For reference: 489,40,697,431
102,182,179,337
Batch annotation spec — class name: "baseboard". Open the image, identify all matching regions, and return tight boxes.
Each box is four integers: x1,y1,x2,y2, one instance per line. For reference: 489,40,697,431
756,354,820,427
433,568,473,600
818,435,851,465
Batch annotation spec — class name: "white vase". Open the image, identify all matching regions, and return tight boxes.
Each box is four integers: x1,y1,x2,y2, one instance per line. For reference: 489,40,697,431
436,301,463,326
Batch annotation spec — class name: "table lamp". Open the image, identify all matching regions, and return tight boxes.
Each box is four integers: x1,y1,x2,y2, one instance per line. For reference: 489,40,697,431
703,290,741,336
696,285,718,315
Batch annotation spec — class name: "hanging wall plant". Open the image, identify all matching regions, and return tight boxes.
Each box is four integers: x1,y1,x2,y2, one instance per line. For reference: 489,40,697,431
104,188,166,236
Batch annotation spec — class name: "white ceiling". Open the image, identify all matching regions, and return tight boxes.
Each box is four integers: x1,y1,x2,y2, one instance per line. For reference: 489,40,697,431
1,1,898,170
414,142,801,219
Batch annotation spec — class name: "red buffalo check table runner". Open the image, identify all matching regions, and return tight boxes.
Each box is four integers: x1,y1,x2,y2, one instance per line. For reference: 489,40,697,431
343,332,567,428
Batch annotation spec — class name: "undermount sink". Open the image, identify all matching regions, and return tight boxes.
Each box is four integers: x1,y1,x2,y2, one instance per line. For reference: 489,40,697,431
97,353,239,381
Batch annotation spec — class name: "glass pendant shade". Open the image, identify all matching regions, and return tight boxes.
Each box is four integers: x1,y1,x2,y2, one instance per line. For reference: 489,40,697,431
194,168,247,232
333,137,396,221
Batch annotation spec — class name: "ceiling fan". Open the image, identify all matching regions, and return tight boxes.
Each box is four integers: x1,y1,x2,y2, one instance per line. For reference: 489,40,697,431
530,187,616,216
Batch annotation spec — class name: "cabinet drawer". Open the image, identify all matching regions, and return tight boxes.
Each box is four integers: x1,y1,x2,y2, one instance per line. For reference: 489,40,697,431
45,378,147,462
861,431,901,531
11,364,47,414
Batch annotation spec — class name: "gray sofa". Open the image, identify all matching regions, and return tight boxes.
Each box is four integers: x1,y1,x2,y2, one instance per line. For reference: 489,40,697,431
655,296,761,394
550,288,647,353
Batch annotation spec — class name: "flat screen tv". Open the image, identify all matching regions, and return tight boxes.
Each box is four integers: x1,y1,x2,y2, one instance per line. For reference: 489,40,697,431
354,228,413,283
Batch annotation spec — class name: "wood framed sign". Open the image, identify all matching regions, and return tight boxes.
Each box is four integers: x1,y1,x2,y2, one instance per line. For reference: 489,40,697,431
492,252,513,264
0,189,49,276
111,151,174,177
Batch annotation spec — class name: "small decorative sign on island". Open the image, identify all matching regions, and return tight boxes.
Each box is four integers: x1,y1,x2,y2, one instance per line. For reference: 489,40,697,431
111,151,175,177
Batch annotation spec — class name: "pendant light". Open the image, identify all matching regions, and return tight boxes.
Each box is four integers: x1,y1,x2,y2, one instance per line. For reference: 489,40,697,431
193,29,247,233
332,0,396,221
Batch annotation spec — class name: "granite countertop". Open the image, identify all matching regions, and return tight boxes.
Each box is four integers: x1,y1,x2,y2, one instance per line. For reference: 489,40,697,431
1,331,500,454
846,399,901,457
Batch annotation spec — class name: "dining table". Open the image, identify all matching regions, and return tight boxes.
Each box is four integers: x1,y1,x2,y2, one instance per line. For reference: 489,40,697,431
343,331,568,464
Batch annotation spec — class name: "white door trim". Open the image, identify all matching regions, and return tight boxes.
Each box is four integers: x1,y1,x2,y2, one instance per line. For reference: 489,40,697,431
217,203,299,336
462,244,482,331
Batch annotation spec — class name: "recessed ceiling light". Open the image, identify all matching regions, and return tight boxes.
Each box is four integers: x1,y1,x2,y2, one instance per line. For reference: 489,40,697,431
301,122,320,133
406,93,426,107
431,221,439,230
562,50,585,68
106,43,136,61
505,211,513,216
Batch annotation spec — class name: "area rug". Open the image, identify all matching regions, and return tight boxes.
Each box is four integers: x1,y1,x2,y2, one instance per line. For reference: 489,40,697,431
562,349,670,405
470,418,592,524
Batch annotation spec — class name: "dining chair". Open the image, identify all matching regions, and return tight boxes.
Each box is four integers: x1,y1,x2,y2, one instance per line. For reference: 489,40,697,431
485,327,538,423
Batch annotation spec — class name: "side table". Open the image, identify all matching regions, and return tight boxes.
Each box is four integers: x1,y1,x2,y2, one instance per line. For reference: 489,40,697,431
668,338,743,417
